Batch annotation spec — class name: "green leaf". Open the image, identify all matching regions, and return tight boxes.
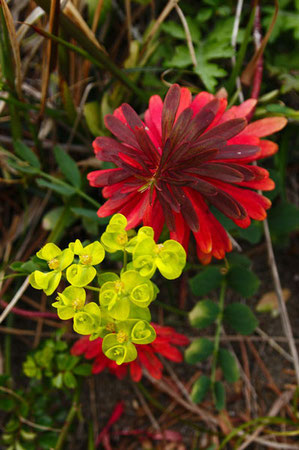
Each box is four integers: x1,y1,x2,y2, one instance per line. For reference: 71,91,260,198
224,303,258,335
226,253,251,268
53,145,81,188
189,299,219,329
218,348,240,383
0,396,15,411
63,371,77,389
39,432,58,450
190,375,211,403
214,381,226,411
237,221,263,244
36,178,75,196
227,265,260,298
189,266,223,296
185,338,214,364
84,101,102,136
14,140,41,168
52,372,63,389
73,363,92,376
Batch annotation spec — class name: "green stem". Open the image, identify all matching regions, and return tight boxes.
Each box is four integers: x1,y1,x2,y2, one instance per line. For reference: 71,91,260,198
211,281,226,387
85,286,101,292
54,388,80,450
123,250,128,271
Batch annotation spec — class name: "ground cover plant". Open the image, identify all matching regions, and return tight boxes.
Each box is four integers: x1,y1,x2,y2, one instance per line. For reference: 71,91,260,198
0,0,299,448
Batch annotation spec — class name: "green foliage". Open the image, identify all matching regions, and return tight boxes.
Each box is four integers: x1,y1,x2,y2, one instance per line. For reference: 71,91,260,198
227,265,260,298
218,348,240,383
224,303,258,335
26,214,186,365
53,146,81,188
189,299,219,329
189,266,223,296
190,375,211,403
185,338,214,364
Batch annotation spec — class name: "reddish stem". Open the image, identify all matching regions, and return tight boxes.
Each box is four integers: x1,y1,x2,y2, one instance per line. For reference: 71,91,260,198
247,3,263,120
0,300,58,319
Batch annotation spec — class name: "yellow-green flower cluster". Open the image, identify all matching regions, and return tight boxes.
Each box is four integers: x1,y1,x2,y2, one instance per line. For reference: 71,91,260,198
28,214,186,365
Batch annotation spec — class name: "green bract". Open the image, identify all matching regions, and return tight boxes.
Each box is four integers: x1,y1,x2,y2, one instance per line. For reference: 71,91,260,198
69,239,105,266
52,286,86,320
73,302,101,335
66,264,96,287
36,243,74,271
101,214,129,252
102,333,137,365
133,238,186,279
99,270,156,320
126,226,154,253
24,214,187,366
29,270,61,295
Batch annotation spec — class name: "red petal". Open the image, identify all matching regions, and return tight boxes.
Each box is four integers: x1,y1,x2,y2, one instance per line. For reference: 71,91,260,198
258,139,278,159
138,348,163,379
170,212,190,252
105,115,140,148
71,336,90,355
145,94,163,144
243,117,287,138
129,360,143,382
92,354,109,374
85,339,102,359
175,87,192,121
143,193,165,241
97,191,136,217
190,91,214,115
187,191,212,254
162,84,181,143
220,99,257,122
119,191,150,229
87,169,128,187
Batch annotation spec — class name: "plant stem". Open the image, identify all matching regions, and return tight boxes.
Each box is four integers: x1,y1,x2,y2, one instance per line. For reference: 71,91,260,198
123,250,128,271
85,286,101,292
54,387,80,450
211,280,227,386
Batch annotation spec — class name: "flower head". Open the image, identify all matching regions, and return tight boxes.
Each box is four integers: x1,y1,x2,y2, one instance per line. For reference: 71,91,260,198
88,85,286,263
71,323,189,381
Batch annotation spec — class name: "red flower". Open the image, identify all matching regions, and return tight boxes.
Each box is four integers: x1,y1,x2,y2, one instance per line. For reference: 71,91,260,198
88,85,286,263
71,323,189,382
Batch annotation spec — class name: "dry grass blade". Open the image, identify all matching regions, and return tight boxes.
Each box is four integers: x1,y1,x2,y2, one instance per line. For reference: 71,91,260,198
17,6,45,42
64,1,107,54
0,0,22,97
0,276,29,324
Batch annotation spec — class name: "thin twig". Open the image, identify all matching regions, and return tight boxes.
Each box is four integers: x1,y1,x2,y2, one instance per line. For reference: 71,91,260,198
131,381,161,432
0,277,29,324
256,327,293,363
231,0,244,102
175,4,197,68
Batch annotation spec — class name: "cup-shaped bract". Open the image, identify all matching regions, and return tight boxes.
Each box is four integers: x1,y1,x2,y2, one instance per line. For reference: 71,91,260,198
73,302,101,335
69,239,105,266
133,237,186,280
66,264,96,287
125,226,154,253
130,320,156,345
102,332,137,365
29,270,61,295
37,243,74,271
52,286,86,320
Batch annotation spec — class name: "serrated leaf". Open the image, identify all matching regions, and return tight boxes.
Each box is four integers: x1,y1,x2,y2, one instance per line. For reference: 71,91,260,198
224,303,258,335
190,375,211,403
218,348,240,383
36,178,75,196
189,266,223,296
166,45,192,68
189,299,219,329
53,146,81,188
214,381,226,410
14,140,41,168
185,338,214,364
227,265,260,298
